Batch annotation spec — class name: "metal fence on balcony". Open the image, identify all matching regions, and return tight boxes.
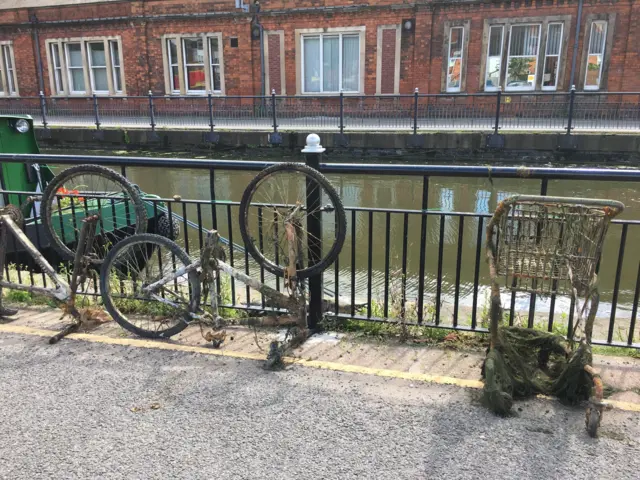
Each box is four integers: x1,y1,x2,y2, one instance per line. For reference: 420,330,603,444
1,153,640,350
2,90,640,133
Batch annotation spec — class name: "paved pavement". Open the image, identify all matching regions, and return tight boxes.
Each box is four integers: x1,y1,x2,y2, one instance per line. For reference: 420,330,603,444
1,331,639,480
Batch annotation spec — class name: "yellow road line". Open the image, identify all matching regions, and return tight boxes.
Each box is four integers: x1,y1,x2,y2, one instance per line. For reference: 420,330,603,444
1,323,639,413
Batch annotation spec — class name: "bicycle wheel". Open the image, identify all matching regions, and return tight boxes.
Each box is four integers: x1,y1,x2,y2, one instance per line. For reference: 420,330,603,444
239,163,346,278
100,234,200,338
41,164,148,265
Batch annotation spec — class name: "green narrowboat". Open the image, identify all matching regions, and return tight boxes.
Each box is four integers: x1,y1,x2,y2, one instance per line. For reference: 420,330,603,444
0,114,177,268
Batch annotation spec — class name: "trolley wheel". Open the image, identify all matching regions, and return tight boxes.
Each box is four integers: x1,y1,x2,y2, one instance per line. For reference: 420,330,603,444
41,164,147,265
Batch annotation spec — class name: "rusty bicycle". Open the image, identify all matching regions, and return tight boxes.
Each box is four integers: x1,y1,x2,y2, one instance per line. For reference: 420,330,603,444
99,163,347,366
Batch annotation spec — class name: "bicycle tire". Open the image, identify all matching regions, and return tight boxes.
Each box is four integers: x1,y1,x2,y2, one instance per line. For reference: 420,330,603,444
41,164,148,265
239,163,346,278
100,233,200,339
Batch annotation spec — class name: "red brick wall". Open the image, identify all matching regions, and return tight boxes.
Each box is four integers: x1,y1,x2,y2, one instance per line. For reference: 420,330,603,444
267,33,282,95
380,28,396,94
0,0,637,97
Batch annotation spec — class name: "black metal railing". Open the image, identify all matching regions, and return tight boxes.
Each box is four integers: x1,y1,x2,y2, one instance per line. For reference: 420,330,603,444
1,153,640,349
2,89,640,133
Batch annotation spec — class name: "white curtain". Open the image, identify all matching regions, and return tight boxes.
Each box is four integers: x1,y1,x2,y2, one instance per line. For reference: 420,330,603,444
510,25,539,56
323,36,339,92
303,37,320,92
341,35,359,92
546,24,562,56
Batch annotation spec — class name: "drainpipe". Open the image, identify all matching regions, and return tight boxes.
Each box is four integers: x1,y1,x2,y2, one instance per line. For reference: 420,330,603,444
30,14,46,95
569,0,584,88
252,1,265,97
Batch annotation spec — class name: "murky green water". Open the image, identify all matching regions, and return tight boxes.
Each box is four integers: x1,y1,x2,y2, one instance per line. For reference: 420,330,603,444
42,150,640,338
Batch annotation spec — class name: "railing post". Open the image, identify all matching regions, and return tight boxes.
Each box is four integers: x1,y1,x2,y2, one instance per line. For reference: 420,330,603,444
203,90,219,143
485,86,505,149
558,85,578,150
148,90,156,133
493,88,502,135
413,87,419,135
302,133,325,331
271,89,278,133
92,93,100,131
339,90,345,135
39,91,48,129
269,89,282,144
566,85,576,134
208,91,215,133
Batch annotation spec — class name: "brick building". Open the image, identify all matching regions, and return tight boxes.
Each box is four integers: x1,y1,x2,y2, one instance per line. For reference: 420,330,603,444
0,0,635,99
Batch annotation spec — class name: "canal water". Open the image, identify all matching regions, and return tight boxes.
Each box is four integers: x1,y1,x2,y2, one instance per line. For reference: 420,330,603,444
43,150,640,338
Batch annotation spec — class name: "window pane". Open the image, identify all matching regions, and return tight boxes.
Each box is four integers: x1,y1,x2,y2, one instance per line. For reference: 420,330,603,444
589,22,606,54
168,39,178,65
510,25,539,56
486,26,503,89
486,57,501,88
543,56,559,87
70,69,85,92
210,38,220,65
449,28,463,58
67,44,83,67
110,42,120,67
4,46,12,70
448,58,462,90
0,70,4,92
89,43,106,67
341,35,359,92
113,66,122,92
507,57,537,88
303,37,320,92
183,38,204,64
546,24,562,55
212,65,221,91
488,26,502,56
586,54,602,87
171,66,179,91
186,66,205,90
93,67,109,91
51,44,61,68
323,36,339,92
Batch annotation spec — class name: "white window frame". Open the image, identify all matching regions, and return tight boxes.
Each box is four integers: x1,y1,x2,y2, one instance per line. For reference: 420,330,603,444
0,42,18,96
166,39,180,94
584,21,607,91
484,25,504,92
46,37,125,96
182,37,206,95
300,31,362,95
446,27,464,93
505,23,541,92
65,43,86,95
87,41,109,94
541,23,563,91
209,37,222,93
161,33,225,96
109,40,122,94
50,43,64,94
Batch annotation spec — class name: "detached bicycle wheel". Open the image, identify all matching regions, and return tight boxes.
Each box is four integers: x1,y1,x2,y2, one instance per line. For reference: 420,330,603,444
41,164,147,265
100,234,200,339
239,163,346,278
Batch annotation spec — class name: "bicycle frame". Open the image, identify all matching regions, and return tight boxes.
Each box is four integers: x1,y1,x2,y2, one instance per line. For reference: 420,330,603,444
0,213,70,301
1,210,100,343
141,242,300,320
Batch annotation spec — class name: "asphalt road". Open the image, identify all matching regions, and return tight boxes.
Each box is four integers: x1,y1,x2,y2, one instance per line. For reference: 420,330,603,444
1,333,638,479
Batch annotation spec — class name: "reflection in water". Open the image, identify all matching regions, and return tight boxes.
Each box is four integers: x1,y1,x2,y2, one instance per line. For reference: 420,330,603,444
51,162,637,340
